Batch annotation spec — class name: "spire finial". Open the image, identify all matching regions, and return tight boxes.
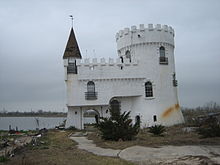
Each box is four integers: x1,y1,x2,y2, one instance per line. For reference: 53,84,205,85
69,15,73,28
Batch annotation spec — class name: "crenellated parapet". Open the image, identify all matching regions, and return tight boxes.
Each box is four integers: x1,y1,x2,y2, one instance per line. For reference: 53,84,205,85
76,57,138,67
116,24,174,39
116,24,175,50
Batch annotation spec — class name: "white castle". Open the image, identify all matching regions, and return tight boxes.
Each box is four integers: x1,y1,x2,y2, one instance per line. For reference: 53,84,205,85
63,24,184,129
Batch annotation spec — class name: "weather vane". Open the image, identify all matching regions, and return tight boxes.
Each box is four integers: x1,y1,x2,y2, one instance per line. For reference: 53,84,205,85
69,15,73,27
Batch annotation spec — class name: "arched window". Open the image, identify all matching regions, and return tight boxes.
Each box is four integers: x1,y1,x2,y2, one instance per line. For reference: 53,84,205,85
110,99,120,119
145,81,153,97
86,81,97,100
159,46,165,57
125,50,131,62
87,81,95,93
153,115,157,122
159,46,168,64
135,115,141,127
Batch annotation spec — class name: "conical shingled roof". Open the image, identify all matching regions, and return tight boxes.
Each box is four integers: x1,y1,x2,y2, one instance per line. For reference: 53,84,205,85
63,28,82,59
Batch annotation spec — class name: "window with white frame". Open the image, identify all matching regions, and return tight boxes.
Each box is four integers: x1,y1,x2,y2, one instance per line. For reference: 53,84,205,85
145,81,153,97
159,46,168,64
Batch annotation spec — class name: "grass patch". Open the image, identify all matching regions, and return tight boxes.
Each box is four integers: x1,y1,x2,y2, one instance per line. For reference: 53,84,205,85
88,124,220,150
3,130,133,165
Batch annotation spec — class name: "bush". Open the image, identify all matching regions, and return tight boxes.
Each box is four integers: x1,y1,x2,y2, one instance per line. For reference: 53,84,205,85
96,111,140,141
197,117,220,138
148,124,165,136
197,126,220,138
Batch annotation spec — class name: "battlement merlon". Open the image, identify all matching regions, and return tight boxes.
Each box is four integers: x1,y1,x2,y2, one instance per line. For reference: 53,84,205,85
116,24,175,49
74,58,138,67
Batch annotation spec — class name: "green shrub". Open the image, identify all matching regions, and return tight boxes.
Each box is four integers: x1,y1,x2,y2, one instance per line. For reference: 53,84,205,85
148,124,165,136
96,111,140,141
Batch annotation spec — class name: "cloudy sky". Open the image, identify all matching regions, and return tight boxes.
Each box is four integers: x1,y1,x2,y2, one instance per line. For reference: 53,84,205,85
0,0,220,112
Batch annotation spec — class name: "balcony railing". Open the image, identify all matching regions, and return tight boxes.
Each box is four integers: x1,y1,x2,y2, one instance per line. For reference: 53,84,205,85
67,63,77,74
173,80,178,87
159,57,168,65
85,92,98,100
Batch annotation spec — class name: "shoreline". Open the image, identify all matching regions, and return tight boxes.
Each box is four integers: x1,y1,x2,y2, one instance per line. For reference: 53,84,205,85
0,115,95,118
0,115,67,118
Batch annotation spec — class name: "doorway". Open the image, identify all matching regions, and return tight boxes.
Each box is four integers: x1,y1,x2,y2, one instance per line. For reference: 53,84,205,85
83,109,99,130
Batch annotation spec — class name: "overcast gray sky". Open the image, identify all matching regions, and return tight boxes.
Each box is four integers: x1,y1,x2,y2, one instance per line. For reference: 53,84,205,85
0,0,220,112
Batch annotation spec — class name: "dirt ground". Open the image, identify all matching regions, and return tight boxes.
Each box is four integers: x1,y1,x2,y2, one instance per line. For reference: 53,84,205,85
1,125,220,165
0,130,133,165
87,124,220,150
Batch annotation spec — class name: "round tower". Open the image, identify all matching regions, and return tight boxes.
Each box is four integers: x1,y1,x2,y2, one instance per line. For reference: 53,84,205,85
116,24,184,126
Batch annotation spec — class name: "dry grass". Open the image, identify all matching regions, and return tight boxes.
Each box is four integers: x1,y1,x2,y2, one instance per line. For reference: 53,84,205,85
1,125,220,164
88,124,220,150
1,130,134,165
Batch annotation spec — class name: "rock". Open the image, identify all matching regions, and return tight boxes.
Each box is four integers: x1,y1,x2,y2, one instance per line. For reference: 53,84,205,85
36,134,42,138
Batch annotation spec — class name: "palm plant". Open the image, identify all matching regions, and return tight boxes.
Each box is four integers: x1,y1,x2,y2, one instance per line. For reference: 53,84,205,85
96,111,140,141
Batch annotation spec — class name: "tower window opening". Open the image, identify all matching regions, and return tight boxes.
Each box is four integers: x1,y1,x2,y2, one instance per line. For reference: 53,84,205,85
67,60,77,74
85,81,97,100
145,81,153,97
125,50,131,62
159,46,168,65
153,115,157,122
173,72,178,87
159,46,165,57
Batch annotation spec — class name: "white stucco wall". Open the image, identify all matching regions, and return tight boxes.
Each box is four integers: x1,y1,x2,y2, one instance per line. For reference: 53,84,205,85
64,24,184,129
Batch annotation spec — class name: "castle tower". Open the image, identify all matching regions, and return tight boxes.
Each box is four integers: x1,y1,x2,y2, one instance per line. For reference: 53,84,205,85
63,28,82,77
63,24,184,130
63,28,84,129
116,24,184,126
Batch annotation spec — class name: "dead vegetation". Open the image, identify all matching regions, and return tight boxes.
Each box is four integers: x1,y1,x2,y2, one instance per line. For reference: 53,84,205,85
182,102,220,126
87,124,220,150
0,130,133,165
